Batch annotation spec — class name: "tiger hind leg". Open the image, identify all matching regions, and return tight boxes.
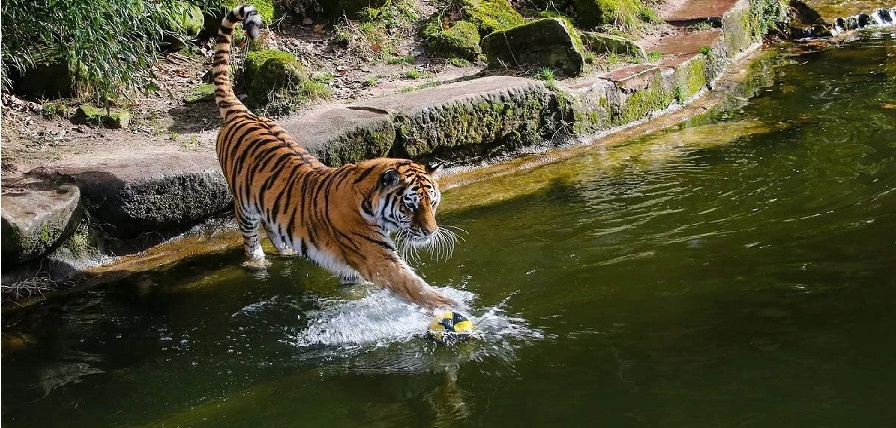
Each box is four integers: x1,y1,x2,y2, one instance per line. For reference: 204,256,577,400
235,205,270,269
264,223,296,256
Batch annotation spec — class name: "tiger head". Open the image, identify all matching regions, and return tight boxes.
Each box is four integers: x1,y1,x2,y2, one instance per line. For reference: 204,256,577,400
360,159,457,256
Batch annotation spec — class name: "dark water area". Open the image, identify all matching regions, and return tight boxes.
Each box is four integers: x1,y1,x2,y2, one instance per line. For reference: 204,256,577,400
3,33,896,427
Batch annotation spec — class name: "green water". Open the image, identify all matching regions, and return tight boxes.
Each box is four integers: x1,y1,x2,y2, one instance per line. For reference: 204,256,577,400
4,35,896,427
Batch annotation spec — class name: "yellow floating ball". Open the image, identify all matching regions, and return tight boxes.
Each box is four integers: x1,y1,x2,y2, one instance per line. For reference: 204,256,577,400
427,311,475,342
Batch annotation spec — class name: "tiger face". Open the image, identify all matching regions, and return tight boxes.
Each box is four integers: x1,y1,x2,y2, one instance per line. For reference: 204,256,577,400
372,162,442,245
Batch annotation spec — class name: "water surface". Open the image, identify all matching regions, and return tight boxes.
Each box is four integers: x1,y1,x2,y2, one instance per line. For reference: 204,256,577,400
3,34,896,427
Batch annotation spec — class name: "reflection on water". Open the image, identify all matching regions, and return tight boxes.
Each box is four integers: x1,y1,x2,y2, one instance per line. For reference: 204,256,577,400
3,34,896,427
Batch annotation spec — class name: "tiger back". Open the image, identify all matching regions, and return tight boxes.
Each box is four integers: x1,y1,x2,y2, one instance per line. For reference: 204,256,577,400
212,6,457,310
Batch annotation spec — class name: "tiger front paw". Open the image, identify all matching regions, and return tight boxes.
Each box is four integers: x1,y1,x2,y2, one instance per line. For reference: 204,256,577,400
419,289,457,311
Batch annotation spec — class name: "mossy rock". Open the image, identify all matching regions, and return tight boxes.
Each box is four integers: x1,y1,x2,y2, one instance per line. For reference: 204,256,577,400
462,0,525,35
481,18,585,76
75,105,131,129
1,184,82,266
421,17,482,60
580,31,645,59
243,49,309,112
571,0,643,30
184,83,217,104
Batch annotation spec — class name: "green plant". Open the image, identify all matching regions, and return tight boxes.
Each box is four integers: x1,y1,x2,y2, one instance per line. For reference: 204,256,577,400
646,50,661,62
688,20,714,31
1,0,193,104
41,101,70,118
698,45,712,56
531,67,555,81
749,0,788,38
364,75,380,87
403,69,429,79
303,80,332,100
636,4,661,24
312,72,335,83
400,81,442,92
583,51,597,64
572,0,645,34
387,55,415,65
448,57,472,67
181,134,200,149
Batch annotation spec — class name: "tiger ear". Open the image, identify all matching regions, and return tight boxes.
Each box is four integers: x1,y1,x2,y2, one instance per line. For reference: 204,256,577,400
380,169,401,187
425,162,443,178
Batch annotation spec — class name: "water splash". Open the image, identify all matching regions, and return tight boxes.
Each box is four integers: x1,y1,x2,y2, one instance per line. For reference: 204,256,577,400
279,287,543,374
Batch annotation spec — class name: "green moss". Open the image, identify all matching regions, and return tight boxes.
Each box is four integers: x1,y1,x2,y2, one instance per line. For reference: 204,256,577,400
184,83,217,104
39,225,51,244
41,101,69,118
571,0,644,32
462,0,525,35
481,18,585,76
387,55,415,64
76,104,131,129
243,49,308,112
557,16,585,54
617,74,673,123
684,56,707,99
672,57,707,103
422,18,482,60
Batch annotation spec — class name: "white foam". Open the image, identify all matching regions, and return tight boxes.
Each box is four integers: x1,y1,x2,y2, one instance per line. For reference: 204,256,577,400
280,287,544,370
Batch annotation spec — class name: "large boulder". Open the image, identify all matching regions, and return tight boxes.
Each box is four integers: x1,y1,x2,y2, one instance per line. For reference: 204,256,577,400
33,153,230,238
243,49,309,114
481,18,586,76
1,180,82,266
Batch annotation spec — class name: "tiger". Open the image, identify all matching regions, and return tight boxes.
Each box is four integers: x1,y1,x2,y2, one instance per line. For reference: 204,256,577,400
212,5,457,310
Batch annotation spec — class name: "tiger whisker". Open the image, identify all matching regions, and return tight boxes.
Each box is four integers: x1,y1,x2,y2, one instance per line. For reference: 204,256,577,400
394,226,460,263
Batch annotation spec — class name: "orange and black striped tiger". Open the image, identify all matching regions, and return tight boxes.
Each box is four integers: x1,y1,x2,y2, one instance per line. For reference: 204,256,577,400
212,5,457,310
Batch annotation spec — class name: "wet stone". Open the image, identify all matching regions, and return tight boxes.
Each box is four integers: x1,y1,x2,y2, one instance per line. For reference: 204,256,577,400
1,180,82,266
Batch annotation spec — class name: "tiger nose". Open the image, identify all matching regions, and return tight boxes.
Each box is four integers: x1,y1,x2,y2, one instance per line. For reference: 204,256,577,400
414,215,438,236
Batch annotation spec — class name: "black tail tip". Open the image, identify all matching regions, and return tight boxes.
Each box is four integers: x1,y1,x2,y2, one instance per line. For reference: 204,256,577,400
245,20,261,40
